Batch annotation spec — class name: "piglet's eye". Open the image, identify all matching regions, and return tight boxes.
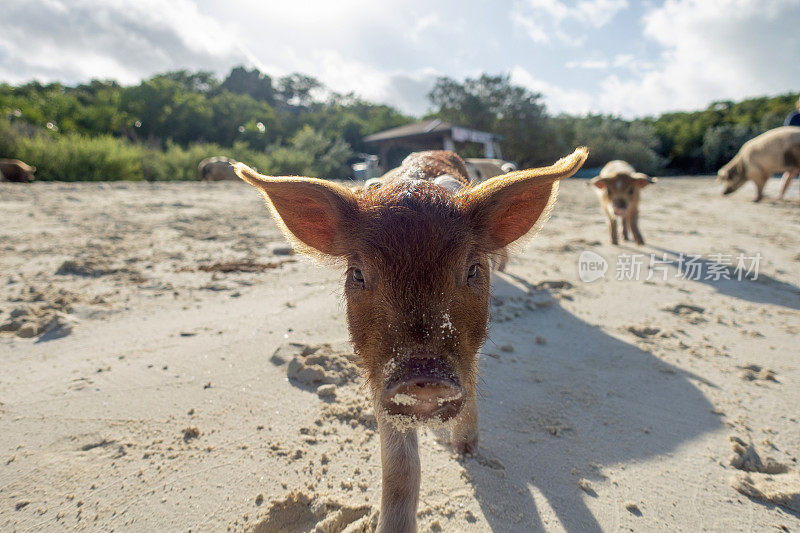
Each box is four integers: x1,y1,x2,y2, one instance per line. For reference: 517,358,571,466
467,264,478,279
628,187,634,194
352,269,364,283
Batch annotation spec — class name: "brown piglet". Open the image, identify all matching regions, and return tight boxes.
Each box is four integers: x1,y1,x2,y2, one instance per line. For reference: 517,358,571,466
235,147,588,532
590,160,656,245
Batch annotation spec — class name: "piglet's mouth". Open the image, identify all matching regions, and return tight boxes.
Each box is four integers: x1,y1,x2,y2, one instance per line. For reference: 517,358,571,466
613,207,627,216
381,355,464,423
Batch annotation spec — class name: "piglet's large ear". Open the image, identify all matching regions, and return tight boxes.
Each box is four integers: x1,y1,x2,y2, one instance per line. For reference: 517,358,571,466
235,164,359,257
633,172,656,187
459,148,588,250
590,176,607,189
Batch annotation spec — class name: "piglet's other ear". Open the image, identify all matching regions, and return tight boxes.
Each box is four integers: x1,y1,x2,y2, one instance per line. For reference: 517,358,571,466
633,172,656,187
460,147,588,250
590,176,607,189
235,163,359,257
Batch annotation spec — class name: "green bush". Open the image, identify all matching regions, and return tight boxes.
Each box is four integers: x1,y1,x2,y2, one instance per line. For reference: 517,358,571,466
0,118,283,181
143,142,277,181
9,130,145,181
0,118,19,155
702,124,757,172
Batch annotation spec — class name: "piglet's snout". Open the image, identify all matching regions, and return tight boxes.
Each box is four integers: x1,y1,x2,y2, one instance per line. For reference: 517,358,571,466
382,353,464,422
612,198,628,215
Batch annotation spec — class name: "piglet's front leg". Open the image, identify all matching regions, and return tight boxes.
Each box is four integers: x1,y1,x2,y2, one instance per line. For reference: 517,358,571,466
607,215,619,245
377,414,420,533
629,211,645,245
622,218,631,242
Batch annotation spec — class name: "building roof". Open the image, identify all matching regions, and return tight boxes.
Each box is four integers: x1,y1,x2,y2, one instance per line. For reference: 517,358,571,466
363,119,498,144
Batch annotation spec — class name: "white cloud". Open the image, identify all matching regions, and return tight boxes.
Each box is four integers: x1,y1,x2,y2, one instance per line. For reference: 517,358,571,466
510,65,594,114
289,50,439,115
577,0,629,27
512,0,628,44
0,0,796,119
512,9,551,44
0,0,441,114
527,0,572,20
0,0,251,84
567,58,609,69
611,54,648,71
410,13,443,44
595,0,800,116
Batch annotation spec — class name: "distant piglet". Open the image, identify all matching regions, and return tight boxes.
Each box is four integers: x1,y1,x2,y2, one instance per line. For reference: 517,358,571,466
717,126,800,202
235,147,587,532
591,160,656,245
198,156,239,181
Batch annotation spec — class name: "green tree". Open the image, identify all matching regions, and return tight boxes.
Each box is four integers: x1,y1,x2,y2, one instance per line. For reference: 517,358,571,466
652,92,799,171
276,73,322,108
553,115,664,174
221,66,275,104
208,91,279,148
428,74,559,167
303,92,410,155
159,70,219,95
2,67,797,180
120,75,213,146
268,125,352,177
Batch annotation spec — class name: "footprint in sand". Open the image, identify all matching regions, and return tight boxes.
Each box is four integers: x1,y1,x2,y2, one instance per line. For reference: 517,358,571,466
626,325,662,339
661,303,707,325
728,436,800,513
737,364,778,383
252,490,377,533
729,436,787,474
68,377,93,391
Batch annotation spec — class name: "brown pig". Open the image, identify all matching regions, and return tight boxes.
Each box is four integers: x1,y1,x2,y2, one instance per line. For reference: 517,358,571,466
0,159,36,182
198,156,239,181
717,126,800,202
235,147,587,532
590,160,656,245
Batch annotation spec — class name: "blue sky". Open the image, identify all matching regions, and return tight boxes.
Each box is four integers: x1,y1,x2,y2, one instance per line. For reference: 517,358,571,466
1,0,798,117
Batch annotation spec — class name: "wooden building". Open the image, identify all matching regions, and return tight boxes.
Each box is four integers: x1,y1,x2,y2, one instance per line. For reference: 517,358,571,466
363,119,502,171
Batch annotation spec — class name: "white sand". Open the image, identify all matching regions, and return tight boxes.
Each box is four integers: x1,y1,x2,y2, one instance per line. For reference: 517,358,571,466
1,177,798,531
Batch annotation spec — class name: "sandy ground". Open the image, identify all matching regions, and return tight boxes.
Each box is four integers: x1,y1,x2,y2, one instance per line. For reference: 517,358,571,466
0,176,799,532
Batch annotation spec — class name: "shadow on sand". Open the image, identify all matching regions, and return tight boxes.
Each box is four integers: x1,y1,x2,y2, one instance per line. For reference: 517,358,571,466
645,246,800,311
458,272,721,531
